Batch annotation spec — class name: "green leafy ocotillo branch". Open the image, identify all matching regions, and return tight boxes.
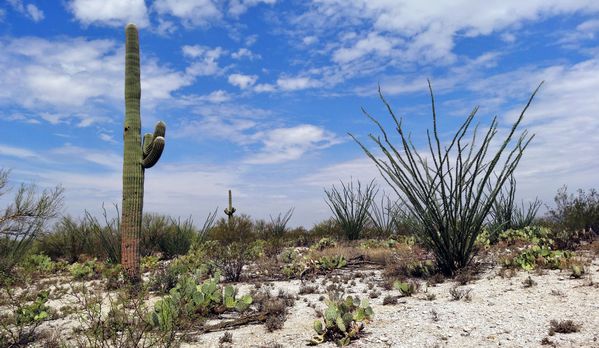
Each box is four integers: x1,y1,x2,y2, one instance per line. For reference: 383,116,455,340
121,24,166,282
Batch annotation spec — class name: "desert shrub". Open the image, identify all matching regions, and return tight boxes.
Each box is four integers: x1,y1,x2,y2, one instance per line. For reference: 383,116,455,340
204,215,257,282
282,226,311,247
353,82,541,275
86,207,121,264
359,239,396,249
38,216,93,263
367,193,396,238
73,284,179,348
393,280,419,297
324,180,377,240
548,319,580,335
449,286,472,301
309,295,373,346
37,206,119,264
266,208,295,239
488,176,541,241
0,290,50,346
311,237,337,251
0,169,64,276
157,217,196,259
278,248,299,264
548,186,599,234
252,289,295,332
382,295,398,305
141,214,197,259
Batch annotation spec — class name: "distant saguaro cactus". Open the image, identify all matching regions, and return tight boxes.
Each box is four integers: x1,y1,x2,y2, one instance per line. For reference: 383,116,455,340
224,190,236,223
121,24,166,282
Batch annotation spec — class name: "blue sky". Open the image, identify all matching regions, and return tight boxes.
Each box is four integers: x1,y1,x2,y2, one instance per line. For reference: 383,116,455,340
1,1,598,227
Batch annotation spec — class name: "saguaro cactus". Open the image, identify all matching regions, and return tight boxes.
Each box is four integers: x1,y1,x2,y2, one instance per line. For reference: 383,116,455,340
121,24,166,282
224,189,236,223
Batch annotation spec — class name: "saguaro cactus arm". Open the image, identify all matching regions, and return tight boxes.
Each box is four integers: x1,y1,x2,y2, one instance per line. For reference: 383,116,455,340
142,121,166,168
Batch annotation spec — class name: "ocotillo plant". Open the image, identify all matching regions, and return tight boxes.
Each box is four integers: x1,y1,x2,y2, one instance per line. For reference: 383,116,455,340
224,190,236,224
121,24,166,282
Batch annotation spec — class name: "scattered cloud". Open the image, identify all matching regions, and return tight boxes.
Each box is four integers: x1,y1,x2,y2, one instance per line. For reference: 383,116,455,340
332,32,396,64
302,36,318,45
0,144,40,160
183,45,225,76
231,48,260,60
245,124,340,164
228,73,258,89
67,0,149,27
276,76,321,91
8,0,45,22
228,0,276,17
0,36,194,128
153,0,221,27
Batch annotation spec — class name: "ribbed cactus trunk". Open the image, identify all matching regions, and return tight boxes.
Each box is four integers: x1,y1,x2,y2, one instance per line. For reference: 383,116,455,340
121,24,166,282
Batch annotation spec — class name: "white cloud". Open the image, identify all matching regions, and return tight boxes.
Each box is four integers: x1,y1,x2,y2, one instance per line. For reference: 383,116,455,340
298,0,599,66
26,4,44,21
276,76,320,91
68,0,149,27
7,0,44,22
228,73,258,89
253,83,276,93
231,48,260,60
245,125,340,164
0,144,40,159
332,32,395,64
228,0,276,17
99,133,117,143
182,45,225,76
302,36,318,45
52,144,122,170
0,36,193,126
202,90,232,103
154,0,221,27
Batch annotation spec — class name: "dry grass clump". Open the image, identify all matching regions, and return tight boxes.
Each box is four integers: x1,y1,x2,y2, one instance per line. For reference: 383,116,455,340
449,286,472,302
252,289,296,332
548,319,581,336
382,295,398,305
298,284,319,295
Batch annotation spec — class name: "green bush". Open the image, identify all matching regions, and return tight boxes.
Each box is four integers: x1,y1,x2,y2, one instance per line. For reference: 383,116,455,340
204,215,258,282
0,169,64,276
38,216,93,262
546,187,598,249
488,176,541,240
324,180,377,240
0,290,50,346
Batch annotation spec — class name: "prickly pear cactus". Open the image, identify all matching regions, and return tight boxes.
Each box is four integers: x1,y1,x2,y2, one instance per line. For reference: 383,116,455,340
309,296,373,346
121,24,166,282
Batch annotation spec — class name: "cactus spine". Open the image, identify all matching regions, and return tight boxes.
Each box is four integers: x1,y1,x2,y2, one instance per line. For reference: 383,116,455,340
224,189,236,223
121,24,166,282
